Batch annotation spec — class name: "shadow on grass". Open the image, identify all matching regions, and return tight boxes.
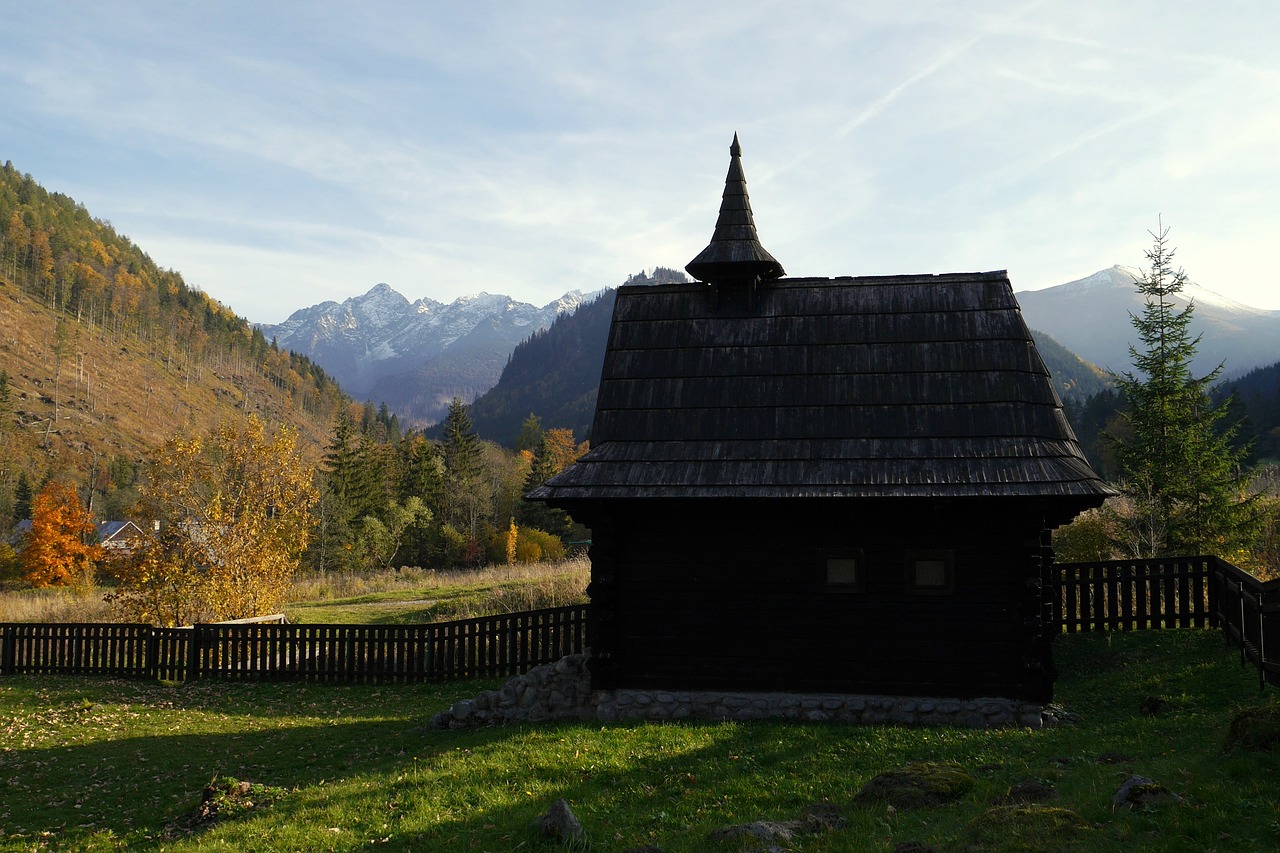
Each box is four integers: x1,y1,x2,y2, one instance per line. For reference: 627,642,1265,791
2,717,430,846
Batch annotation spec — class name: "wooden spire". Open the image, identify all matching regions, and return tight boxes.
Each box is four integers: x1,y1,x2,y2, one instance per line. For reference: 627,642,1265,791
685,133,785,285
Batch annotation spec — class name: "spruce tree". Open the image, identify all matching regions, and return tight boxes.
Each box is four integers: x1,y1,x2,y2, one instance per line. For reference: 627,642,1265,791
440,397,489,541
1111,222,1256,557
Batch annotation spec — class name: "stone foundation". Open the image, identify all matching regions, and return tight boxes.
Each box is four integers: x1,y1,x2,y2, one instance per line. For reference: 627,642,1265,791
429,655,1048,730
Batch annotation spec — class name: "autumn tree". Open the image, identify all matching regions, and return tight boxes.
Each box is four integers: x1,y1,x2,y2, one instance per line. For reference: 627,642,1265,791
20,480,102,588
1109,222,1257,557
108,415,318,623
104,527,205,627
520,428,587,538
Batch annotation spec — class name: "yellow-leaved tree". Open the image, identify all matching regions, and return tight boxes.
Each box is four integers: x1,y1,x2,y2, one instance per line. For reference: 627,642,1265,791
107,415,318,625
21,480,103,588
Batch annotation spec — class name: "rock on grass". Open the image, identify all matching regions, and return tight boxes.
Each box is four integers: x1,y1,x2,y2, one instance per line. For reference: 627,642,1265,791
534,798,585,845
854,761,974,809
1224,705,1280,752
958,804,1091,852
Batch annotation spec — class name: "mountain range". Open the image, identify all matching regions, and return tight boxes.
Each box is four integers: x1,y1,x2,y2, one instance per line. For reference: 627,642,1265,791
266,264,1280,439
1015,265,1280,381
260,285,586,425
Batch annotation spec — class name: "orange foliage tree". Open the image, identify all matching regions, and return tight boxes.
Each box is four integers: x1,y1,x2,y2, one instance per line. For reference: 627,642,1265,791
21,480,103,587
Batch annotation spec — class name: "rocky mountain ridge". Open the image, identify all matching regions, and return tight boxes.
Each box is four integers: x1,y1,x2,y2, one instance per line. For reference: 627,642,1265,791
261,285,587,425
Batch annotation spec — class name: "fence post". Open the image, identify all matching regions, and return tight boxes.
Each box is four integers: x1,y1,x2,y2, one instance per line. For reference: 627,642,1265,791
188,624,202,681
1,625,13,675
1256,588,1267,692
146,626,158,681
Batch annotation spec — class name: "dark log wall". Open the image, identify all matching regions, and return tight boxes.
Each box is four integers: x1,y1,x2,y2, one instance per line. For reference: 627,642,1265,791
584,499,1055,702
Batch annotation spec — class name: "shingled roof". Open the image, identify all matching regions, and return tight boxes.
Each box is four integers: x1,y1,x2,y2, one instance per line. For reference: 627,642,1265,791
528,270,1113,502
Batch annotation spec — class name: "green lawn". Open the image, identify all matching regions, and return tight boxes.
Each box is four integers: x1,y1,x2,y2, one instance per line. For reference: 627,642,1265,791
1,630,1277,852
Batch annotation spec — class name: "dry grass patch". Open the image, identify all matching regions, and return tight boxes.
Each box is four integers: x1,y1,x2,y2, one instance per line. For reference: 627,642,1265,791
2,556,590,625
284,556,590,624
0,585,114,622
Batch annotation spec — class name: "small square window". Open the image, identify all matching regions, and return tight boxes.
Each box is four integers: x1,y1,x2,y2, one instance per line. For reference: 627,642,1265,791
822,551,864,592
913,560,948,588
906,550,954,594
827,558,860,585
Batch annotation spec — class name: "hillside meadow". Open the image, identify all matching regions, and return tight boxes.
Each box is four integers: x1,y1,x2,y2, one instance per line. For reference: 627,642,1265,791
1,629,1278,852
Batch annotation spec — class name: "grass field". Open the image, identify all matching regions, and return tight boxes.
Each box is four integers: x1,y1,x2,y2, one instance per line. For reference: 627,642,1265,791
2,629,1278,852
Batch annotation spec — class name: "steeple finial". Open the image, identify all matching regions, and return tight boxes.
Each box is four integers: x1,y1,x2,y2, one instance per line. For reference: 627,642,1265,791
685,133,784,285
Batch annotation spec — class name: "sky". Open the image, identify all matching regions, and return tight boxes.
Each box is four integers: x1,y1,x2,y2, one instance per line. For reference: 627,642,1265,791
2,1,1278,324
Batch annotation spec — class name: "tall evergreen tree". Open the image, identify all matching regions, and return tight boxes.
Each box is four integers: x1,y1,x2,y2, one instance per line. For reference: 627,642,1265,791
439,397,489,541
515,413,544,454
13,471,33,521
1110,222,1257,557
313,411,378,571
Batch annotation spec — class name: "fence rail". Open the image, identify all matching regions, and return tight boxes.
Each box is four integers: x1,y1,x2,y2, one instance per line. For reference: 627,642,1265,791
0,605,588,684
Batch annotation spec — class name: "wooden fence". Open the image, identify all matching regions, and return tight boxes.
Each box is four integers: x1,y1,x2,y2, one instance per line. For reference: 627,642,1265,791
1053,556,1216,632
3,560,1275,689
0,605,588,683
1053,556,1279,688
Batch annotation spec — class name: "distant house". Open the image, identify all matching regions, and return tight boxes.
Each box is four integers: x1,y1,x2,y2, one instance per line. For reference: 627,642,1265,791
96,521,147,556
8,519,32,547
528,135,1113,704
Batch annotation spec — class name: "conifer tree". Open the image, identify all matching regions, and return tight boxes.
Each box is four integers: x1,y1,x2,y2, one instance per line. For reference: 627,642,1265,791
515,413,544,453
519,429,585,539
0,369,11,429
440,397,489,541
13,471,33,521
1110,222,1257,557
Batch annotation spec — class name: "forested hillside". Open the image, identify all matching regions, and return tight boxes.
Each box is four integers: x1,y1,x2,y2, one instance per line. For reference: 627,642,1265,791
1029,329,1111,401
1221,361,1280,463
0,161,346,529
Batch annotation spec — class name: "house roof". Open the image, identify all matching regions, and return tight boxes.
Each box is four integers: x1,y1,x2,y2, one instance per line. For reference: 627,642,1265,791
97,520,143,542
528,270,1113,503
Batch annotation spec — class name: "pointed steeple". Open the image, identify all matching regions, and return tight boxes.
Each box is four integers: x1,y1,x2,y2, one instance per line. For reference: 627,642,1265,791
685,133,785,285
